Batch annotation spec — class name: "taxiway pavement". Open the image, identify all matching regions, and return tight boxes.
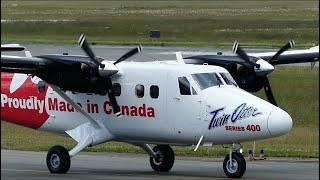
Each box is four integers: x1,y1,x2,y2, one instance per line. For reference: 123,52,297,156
1,150,319,180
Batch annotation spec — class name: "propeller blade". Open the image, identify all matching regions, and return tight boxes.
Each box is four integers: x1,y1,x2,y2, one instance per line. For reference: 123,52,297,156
232,41,259,68
263,77,278,106
114,45,142,65
78,34,104,67
105,79,122,117
270,40,295,63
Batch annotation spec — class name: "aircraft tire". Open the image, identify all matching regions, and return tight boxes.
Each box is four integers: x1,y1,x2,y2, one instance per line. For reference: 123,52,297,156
223,152,246,178
46,145,71,174
149,145,175,172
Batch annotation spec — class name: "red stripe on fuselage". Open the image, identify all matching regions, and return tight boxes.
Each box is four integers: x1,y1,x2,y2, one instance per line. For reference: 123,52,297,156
1,73,49,129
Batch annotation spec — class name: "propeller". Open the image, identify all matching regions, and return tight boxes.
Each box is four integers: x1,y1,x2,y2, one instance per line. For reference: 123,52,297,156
269,40,295,64
232,41,260,68
232,40,296,106
78,34,142,117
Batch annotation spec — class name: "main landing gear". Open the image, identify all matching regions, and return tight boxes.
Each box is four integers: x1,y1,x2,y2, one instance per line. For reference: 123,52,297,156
149,145,175,172
46,145,71,174
223,144,246,178
139,144,175,172
46,144,176,174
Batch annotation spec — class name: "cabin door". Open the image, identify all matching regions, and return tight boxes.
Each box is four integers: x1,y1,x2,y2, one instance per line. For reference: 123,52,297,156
166,72,202,142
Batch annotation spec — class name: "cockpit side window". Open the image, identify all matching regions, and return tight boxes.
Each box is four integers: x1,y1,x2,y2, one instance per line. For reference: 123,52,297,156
178,76,191,95
192,73,222,90
220,73,237,87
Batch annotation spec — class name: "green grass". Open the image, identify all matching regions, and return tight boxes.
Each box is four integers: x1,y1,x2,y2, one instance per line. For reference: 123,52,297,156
1,67,318,158
1,1,319,47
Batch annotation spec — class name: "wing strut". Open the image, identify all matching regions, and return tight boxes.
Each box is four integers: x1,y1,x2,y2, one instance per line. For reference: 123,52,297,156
49,85,115,156
49,84,103,128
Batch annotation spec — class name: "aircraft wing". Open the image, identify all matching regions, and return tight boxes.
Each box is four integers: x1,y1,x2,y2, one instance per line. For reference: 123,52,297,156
1,54,96,74
185,45,319,67
0,53,115,94
249,46,319,65
1,55,52,74
184,54,257,67
1,44,25,51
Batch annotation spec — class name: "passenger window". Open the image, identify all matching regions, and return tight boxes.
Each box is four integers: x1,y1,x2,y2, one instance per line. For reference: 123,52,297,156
150,85,159,99
113,83,121,96
178,77,191,95
37,81,46,93
135,84,144,98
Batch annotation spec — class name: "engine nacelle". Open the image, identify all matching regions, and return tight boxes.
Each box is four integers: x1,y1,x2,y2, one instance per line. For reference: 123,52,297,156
236,73,265,92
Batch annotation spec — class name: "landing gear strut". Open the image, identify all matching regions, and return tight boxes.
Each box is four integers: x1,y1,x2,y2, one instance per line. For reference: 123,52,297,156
149,145,175,172
223,144,246,178
46,145,71,174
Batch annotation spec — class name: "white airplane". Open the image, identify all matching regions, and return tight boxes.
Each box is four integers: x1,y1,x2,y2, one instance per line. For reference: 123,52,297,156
1,35,293,178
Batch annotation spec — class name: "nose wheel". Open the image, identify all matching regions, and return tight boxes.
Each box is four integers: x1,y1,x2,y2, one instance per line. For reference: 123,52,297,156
223,152,246,178
46,145,71,174
149,145,175,172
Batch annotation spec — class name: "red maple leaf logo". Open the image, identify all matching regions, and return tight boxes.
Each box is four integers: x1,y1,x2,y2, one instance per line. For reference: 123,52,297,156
1,73,49,129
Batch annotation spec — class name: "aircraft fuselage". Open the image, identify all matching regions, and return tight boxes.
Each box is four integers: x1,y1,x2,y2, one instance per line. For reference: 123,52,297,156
1,62,292,146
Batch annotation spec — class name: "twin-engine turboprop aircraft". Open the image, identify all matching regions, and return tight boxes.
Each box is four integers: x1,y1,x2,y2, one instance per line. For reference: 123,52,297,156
1,35,294,178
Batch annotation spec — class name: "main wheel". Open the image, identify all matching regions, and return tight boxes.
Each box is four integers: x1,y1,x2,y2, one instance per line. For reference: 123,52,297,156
149,145,175,172
46,145,71,174
223,152,246,178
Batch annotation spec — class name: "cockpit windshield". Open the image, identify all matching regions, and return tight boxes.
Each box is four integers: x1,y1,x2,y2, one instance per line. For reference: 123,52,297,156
220,73,237,87
192,73,222,90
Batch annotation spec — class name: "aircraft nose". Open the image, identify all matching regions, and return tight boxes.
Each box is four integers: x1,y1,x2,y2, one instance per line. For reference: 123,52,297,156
267,108,292,137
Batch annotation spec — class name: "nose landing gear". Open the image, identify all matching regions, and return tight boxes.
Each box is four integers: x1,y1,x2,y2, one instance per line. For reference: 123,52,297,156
223,144,246,178
223,152,246,178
